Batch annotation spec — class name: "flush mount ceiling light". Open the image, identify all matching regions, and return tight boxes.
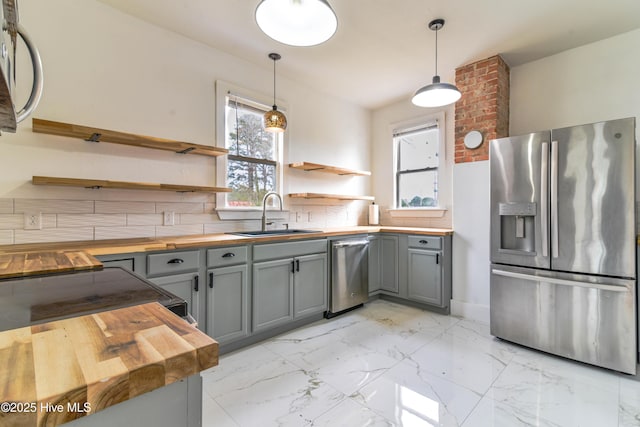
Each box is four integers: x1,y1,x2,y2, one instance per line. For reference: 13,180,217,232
412,19,462,108
255,0,338,47
264,53,287,133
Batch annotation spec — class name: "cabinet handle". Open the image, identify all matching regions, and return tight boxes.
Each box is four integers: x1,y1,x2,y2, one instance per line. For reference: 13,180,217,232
296,259,300,272
291,260,295,274
222,253,235,258
167,258,184,264
194,275,199,292
419,240,428,245
209,272,214,288
436,253,440,264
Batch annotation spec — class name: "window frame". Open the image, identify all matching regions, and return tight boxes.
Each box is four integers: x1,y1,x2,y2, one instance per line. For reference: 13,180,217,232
391,112,446,212
215,81,286,214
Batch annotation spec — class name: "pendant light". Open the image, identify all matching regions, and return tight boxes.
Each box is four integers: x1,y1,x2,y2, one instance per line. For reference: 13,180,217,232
255,0,338,47
412,19,461,108
264,53,287,133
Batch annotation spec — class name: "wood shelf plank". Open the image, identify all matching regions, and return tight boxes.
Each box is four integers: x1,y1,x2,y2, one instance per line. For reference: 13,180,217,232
288,193,374,201
32,118,228,158
288,162,371,176
32,176,231,194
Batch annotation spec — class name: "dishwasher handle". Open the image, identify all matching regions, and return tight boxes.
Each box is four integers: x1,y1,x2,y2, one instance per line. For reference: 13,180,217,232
332,239,369,249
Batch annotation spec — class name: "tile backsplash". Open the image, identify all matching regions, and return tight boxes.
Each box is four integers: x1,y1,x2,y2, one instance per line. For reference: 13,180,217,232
0,198,369,245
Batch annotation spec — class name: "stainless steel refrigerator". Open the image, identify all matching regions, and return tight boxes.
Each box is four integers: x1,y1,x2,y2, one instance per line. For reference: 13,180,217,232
489,117,637,374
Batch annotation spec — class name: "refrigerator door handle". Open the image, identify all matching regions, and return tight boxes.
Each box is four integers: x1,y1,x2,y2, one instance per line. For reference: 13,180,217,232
550,140,559,258
491,268,628,292
540,142,549,258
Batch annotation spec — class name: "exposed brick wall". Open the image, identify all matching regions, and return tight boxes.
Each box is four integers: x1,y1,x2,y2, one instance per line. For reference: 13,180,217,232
454,55,510,163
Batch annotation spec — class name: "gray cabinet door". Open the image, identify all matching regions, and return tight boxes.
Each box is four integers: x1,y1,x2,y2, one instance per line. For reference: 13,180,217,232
207,264,249,344
294,253,327,318
148,272,201,327
407,249,442,306
368,236,381,293
253,258,294,332
380,235,399,293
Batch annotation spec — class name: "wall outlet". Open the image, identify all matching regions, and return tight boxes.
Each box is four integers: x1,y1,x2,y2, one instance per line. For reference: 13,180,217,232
295,212,302,222
24,212,42,230
163,211,175,226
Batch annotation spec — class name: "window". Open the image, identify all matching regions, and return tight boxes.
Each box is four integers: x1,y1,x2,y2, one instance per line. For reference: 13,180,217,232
393,119,441,209
215,82,284,211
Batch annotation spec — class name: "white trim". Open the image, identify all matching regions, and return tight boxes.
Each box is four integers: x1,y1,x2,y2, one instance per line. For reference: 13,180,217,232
214,80,288,210
387,208,447,218
450,299,490,324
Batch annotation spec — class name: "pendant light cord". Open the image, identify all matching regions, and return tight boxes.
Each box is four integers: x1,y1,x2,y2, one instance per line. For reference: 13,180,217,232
434,27,438,76
272,58,276,107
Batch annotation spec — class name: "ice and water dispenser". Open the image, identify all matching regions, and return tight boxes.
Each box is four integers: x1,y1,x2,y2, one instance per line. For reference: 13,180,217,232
498,202,537,254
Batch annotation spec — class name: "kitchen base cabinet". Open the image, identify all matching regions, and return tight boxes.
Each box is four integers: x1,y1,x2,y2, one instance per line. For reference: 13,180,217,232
405,235,452,312
407,249,442,306
294,253,328,318
148,272,201,327
207,264,249,343
380,235,399,293
252,258,295,332
369,234,399,294
252,239,328,334
64,375,202,427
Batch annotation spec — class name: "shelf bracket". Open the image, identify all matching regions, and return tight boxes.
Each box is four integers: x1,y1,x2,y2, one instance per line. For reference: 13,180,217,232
85,133,102,142
177,147,196,154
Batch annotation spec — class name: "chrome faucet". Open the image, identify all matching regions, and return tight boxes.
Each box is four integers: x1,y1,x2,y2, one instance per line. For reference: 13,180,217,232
261,191,283,231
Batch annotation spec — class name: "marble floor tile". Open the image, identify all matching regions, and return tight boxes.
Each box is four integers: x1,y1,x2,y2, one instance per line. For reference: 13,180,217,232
486,357,620,427
407,332,511,394
620,376,640,426
201,300,640,427
353,358,482,426
311,398,393,427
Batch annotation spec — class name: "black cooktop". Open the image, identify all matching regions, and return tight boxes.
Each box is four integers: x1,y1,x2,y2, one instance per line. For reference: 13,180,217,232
0,267,187,332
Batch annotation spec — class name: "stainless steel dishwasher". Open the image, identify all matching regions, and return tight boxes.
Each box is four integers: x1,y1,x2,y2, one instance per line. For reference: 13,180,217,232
326,237,369,318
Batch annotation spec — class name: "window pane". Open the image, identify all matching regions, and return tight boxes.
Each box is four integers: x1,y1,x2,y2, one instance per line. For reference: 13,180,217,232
226,101,276,161
398,171,438,207
227,159,276,207
398,128,438,171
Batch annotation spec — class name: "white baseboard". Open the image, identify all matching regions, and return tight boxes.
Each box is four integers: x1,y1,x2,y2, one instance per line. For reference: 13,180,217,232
451,300,490,324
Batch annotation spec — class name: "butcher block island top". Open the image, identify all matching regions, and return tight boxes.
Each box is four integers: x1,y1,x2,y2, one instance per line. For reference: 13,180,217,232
0,302,218,427
0,251,103,280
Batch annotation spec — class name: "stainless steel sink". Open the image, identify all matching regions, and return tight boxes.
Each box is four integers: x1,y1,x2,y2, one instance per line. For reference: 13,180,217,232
227,229,320,237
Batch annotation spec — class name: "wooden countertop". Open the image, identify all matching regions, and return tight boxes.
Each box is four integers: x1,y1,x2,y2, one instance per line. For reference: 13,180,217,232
0,251,103,280
0,226,453,258
0,302,218,427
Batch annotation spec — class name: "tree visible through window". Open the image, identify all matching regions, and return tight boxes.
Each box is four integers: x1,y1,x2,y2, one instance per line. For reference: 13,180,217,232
394,122,439,208
225,95,280,207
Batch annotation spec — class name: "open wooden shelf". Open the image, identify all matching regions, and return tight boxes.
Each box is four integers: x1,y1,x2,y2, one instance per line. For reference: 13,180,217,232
32,118,229,158
288,193,374,201
32,176,231,194
289,162,371,176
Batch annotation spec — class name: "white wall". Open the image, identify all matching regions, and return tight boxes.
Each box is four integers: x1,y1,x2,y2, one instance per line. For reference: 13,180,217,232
450,28,640,323
0,0,371,243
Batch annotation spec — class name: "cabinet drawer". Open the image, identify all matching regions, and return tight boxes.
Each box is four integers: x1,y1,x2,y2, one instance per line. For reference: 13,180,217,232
253,239,327,261
207,246,248,267
408,235,442,250
147,250,200,276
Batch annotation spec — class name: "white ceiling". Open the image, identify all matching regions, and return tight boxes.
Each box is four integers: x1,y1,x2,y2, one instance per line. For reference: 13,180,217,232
97,0,640,110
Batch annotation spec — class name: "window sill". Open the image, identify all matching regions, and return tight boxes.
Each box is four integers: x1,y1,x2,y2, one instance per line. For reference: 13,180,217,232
387,208,447,218
216,208,289,221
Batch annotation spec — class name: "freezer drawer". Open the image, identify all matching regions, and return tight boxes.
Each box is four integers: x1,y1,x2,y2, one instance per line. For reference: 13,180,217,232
490,264,637,374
